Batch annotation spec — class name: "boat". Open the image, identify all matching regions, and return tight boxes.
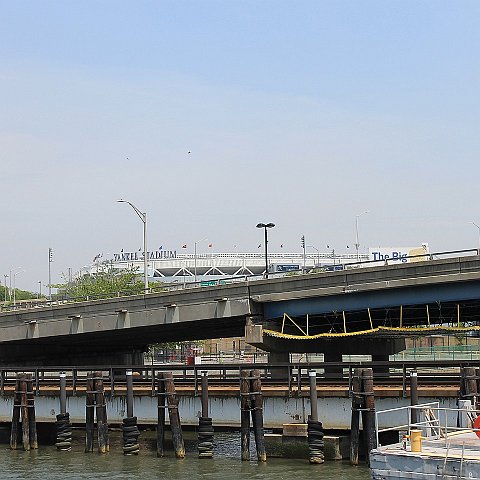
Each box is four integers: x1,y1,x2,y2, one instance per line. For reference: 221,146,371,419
370,401,480,479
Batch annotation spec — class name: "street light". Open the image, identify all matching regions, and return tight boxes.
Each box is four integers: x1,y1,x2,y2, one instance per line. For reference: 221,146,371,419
355,211,369,262
307,245,320,268
194,237,208,283
471,222,480,252
12,269,25,306
48,247,53,301
3,274,8,303
118,199,149,293
256,222,275,279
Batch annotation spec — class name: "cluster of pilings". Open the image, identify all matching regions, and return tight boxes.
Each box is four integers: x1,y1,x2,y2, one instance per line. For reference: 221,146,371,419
10,373,37,451
16,365,479,465
240,369,266,462
350,367,377,466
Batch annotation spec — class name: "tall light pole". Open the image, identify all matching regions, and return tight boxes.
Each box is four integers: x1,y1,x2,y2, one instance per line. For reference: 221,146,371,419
256,222,275,279
301,235,306,273
118,199,149,293
471,222,480,252
38,280,42,299
13,269,25,306
193,238,208,283
308,245,320,268
355,211,369,262
3,274,8,303
194,241,198,283
48,247,53,301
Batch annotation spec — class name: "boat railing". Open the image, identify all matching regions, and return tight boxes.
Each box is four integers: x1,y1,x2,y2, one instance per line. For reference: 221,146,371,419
375,401,480,447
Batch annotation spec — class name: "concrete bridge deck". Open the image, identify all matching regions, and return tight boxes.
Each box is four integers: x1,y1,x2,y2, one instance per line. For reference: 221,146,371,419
0,254,479,365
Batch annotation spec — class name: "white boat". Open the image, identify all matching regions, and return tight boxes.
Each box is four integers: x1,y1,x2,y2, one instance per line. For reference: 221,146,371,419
370,402,480,479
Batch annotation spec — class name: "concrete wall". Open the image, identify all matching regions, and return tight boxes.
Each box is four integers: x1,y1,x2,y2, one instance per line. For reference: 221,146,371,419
0,393,458,430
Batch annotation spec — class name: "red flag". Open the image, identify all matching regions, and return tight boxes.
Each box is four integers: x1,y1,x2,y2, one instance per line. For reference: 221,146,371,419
208,243,213,248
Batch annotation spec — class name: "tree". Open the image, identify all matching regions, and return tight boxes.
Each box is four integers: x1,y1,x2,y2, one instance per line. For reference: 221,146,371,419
0,285,40,304
54,266,146,301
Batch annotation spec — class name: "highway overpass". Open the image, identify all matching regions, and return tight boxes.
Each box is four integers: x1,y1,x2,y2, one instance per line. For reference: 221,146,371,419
1,254,480,366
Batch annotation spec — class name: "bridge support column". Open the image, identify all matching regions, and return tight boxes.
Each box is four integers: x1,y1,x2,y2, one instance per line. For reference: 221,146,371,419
268,351,290,380
324,352,343,379
371,354,390,378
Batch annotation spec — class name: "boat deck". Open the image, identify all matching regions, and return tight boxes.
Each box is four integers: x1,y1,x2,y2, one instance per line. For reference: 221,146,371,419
371,431,480,479
380,431,480,461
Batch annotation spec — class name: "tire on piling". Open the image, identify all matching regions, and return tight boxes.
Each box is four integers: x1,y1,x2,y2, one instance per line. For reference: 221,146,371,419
307,419,324,464
122,417,140,455
55,412,72,451
197,417,214,458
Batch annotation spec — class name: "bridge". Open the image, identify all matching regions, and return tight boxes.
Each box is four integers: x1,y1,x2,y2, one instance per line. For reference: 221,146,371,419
1,252,480,366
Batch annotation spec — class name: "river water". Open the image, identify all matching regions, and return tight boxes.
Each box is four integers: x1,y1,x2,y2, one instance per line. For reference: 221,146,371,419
0,430,371,480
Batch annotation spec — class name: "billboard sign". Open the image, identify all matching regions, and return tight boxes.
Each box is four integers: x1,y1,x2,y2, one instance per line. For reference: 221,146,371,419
368,244,429,265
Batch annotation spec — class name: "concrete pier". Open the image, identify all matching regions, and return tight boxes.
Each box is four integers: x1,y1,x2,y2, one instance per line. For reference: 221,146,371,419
0,383,459,430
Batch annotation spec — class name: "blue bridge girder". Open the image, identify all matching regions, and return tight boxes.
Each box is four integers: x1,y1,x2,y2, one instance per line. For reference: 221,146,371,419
262,278,480,320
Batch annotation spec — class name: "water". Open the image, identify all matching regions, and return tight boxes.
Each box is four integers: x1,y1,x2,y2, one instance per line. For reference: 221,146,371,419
0,430,370,480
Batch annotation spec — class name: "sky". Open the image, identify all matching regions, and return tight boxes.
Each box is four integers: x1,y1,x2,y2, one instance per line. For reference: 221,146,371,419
1,0,480,292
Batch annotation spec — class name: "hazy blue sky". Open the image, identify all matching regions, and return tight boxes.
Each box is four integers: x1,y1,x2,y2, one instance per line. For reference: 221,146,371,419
1,1,479,291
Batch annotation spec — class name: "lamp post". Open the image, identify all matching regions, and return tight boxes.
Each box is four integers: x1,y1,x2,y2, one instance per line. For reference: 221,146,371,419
12,269,25,306
256,222,275,279
48,247,53,301
38,281,42,299
118,199,148,293
3,274,7,303
308,245,320,268
471,222,480,252
193,238,208,284
301,235,306,273
355,211,369,262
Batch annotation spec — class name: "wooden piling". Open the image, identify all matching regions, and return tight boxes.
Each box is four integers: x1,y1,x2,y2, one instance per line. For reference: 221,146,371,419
156,373,166,457
163,371,185,459
350,368,362,465
361,367,377,466
85,373,95,453
250,369,266,462
240,369,251,461
309,370,318,422
126,369,134,418
201,371,209,418
20,373,30,451
60,372,67,415
307,370,324,464
460,367,478,409
94,371,108,454
10,375,21,450
122,369,140,455
198,371,214,458
26,374,38,450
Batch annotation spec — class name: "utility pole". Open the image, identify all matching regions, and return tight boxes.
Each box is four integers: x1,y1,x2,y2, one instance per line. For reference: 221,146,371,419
48,248,53,301
301,235,306,273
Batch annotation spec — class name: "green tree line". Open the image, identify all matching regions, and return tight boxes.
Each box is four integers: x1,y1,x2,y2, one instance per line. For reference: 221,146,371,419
54,266,146,300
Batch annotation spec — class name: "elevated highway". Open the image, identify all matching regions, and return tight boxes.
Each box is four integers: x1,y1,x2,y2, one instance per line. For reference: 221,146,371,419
1,254,480,366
